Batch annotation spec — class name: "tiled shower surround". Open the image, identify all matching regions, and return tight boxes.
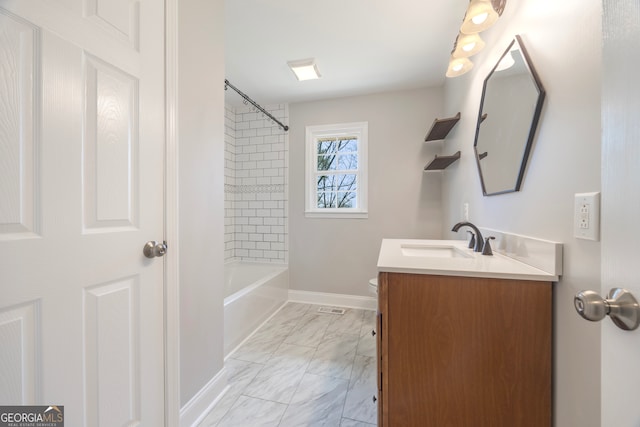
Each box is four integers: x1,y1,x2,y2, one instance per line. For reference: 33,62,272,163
224,103,289,263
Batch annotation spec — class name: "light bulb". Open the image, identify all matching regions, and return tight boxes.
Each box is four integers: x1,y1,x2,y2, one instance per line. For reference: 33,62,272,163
453,63,464,72
463,42,476,52
472,12,488,24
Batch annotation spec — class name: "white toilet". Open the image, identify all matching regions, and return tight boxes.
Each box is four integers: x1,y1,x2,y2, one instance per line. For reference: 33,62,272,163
369,277,378,295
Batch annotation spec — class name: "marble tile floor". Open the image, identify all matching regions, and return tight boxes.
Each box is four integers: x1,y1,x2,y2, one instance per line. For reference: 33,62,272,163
198,302,378,427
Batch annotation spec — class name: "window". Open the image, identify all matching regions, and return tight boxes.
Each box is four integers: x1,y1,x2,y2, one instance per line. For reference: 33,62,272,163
305,122,368,218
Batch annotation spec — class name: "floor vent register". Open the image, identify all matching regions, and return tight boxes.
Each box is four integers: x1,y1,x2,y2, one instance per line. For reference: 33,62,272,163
317,306,346,315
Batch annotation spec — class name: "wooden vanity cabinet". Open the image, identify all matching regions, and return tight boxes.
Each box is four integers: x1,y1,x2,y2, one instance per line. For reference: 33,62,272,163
377,272,552,427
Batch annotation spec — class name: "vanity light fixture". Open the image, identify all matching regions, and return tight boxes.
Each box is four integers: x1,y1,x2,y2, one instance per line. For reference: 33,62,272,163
287,58,321,81
445,0,507,78
452,32,486,58
446,57,474,78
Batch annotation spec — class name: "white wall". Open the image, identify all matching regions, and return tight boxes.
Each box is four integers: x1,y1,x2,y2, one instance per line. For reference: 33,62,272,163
178,0,225,407
289,88,444,297
441,0,602,425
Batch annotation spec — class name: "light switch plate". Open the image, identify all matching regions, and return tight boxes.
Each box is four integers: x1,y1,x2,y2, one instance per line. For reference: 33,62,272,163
574,192,600,241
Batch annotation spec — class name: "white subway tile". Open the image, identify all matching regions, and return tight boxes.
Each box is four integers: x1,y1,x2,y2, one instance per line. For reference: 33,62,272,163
264,201,278,209
236,121,250,130
257,177,272,185
257,225,270,234
249,250,264,258
249,217,264,225
257,160,272,169
235,249,249,257
249,234,263,242
270,225,285,234
264,218,278,226
263,250,278,259
256,242,271,250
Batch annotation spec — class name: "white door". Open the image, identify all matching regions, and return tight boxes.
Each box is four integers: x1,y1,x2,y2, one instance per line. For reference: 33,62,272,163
0,0,165,425
601,1,640,425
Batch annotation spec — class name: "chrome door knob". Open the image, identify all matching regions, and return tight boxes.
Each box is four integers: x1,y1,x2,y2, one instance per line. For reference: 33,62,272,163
143,241,167,258
574,290,608,321
574,288,640,331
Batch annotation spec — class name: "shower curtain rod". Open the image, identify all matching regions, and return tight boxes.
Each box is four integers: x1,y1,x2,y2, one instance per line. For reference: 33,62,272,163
224,79,289,132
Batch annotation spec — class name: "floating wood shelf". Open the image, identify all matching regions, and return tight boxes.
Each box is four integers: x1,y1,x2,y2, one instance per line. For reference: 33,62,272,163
424,151,461,171
424,112,461,141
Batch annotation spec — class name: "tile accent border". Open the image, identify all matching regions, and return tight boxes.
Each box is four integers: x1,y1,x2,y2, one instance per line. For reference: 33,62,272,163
225,183,285,194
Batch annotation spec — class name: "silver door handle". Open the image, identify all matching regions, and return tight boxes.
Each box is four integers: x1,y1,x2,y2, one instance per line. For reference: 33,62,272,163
143,241,167,258
574,288,640,331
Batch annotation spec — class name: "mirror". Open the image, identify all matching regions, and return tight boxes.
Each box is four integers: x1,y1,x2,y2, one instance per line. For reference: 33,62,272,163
474,35,545,196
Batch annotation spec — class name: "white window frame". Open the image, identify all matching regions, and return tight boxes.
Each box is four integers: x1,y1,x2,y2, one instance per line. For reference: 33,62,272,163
305,122,368,218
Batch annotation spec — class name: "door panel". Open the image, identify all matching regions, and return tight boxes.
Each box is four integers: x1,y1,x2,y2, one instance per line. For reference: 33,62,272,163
0,1,165,425
84,276,140,426
83,53,139,231
0,302,38,403
0,10,40,238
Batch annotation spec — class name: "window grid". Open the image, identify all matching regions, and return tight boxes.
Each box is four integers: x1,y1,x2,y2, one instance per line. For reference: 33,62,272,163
305,122,368,218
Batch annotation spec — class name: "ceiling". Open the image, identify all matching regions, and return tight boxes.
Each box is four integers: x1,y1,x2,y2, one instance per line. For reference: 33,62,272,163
225,0,470,107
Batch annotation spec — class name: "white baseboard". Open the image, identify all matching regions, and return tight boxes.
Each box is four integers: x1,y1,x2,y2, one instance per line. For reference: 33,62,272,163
180,367,229,427
288,289,377,311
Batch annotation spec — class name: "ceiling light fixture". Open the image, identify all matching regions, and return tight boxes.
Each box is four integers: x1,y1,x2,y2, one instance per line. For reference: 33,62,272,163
287,58,321,81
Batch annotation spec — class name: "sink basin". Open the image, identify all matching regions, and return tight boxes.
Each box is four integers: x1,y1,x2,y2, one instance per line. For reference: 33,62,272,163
400,244,472,259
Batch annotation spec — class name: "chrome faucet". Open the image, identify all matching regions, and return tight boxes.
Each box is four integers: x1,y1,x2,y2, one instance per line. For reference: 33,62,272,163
451,221,484,252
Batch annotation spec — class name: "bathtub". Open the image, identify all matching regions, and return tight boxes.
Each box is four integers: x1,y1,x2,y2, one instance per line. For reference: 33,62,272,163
224,260,289,356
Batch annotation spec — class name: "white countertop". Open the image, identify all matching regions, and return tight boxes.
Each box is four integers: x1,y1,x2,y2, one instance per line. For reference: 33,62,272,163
377,239,559,282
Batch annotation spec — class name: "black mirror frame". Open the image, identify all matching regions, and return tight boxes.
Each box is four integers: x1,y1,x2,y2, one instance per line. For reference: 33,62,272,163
473,35,546,196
